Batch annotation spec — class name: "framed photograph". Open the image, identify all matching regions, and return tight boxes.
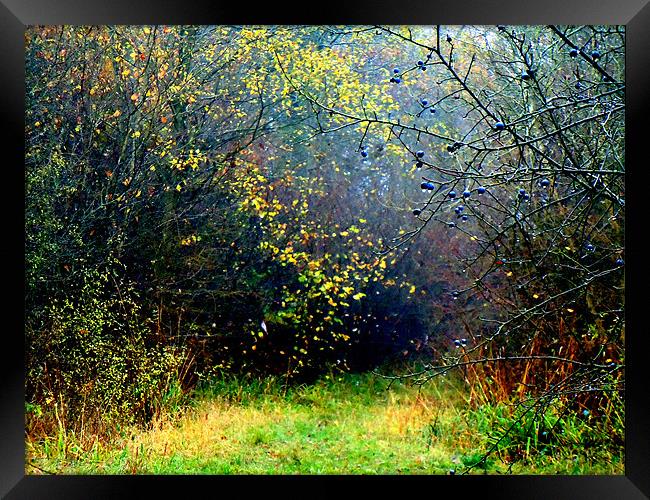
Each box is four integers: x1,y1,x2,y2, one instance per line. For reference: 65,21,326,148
3,0,649,497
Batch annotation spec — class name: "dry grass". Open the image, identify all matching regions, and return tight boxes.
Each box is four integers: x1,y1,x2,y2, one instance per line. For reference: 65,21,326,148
26,371,623,475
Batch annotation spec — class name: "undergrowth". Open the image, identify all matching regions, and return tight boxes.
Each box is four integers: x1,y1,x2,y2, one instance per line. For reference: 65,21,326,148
25,367,624,475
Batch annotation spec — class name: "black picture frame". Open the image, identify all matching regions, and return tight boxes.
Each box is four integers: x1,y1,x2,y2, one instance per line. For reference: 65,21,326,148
3,1,649,498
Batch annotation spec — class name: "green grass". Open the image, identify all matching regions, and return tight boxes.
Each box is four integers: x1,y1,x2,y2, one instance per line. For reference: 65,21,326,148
26,370,623,475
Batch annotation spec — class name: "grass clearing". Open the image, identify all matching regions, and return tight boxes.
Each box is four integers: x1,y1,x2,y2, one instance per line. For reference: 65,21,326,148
26,371,623,475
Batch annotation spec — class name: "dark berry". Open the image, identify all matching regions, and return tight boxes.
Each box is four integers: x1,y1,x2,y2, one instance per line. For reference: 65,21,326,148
591,50,601,59
540,178,550,188
463,189,471,198
494,121,505,131
477,186,486,194
569,48,578,57
416,150,425,158
448,190,457,198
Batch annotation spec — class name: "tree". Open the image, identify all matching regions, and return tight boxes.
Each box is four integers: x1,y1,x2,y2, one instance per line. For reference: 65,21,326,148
283,24,625,465
25,26,625,462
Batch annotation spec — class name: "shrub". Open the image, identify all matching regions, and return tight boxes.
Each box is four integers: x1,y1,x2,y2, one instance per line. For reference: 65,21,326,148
26,262,188,441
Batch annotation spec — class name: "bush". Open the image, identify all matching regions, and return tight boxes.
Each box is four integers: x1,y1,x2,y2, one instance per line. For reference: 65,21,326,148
466,379,624,470
26,262,188,440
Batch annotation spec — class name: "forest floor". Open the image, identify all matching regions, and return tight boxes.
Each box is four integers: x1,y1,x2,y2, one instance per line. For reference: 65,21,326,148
26,371,623,475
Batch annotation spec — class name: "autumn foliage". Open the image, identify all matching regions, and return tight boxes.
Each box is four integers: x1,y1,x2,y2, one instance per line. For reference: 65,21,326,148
25,25,624,455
